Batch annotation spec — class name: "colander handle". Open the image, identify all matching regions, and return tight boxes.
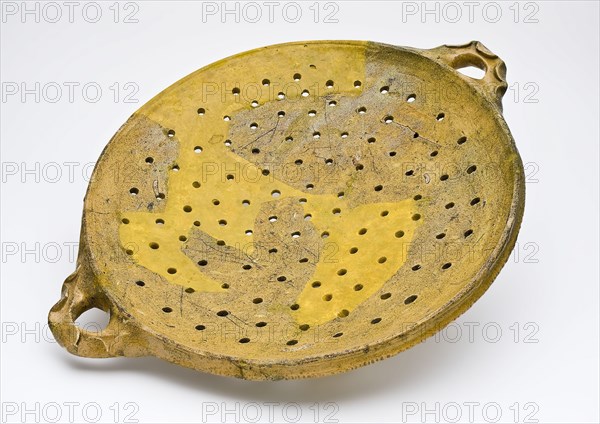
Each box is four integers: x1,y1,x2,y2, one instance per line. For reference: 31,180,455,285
48,266,148,358
423,41,508,110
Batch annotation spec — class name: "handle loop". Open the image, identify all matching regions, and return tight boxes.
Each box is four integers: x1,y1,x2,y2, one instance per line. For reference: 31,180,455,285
423,41,508,110
48,266,144,358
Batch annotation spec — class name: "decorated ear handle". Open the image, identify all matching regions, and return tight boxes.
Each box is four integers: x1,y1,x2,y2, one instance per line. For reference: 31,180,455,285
48,267,145,358
420,41,508,111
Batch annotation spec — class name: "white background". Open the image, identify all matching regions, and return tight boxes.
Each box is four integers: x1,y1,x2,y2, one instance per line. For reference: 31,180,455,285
1,1,599,423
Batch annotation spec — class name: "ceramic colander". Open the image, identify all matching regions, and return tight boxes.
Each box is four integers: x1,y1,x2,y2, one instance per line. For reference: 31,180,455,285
49,40,525,380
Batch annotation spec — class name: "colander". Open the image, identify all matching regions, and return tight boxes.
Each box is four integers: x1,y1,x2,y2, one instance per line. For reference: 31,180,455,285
49,40,525,380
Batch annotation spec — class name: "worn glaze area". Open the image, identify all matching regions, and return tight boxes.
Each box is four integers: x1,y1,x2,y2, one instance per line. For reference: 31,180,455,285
49,41,525,380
